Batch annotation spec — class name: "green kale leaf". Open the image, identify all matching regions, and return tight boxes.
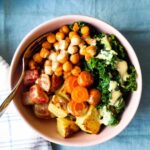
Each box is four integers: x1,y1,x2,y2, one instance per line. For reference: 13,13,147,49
123,65,137,92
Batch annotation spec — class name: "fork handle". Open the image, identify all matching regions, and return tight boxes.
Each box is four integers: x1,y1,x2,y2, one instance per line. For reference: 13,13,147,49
0,75,23,117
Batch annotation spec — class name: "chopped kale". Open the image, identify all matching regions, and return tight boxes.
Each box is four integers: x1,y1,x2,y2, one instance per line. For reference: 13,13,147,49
109,34,126,59
123,65,137,92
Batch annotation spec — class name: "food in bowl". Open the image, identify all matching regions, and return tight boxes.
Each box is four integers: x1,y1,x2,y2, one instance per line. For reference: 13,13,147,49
22,22,137,138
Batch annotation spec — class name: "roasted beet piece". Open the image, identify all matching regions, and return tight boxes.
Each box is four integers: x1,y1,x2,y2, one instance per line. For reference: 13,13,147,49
23,70,39,85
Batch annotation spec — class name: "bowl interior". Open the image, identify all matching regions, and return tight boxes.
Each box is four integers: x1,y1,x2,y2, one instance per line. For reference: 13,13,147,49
10,15,142,147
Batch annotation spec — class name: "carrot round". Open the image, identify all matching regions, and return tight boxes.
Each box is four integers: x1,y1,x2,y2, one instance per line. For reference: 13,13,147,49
88,89,101,106
71,86,89,102
64,75,78,94
77,71,94,87
67,100,88,116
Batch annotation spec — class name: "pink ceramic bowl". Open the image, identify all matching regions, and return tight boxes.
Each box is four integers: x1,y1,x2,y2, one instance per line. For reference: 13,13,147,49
10,15,142,147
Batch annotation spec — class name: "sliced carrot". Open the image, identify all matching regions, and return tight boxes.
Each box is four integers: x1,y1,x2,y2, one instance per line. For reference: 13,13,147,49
77,71,94,87
64,75,78,94
71,86,89,102
88,89,101,106
67,100,88,116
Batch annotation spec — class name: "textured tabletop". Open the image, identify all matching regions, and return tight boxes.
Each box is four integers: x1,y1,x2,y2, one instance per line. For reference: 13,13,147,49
0,0,150,150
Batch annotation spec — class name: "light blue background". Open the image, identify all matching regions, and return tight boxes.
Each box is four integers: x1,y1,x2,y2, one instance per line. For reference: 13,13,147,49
0,0,150,149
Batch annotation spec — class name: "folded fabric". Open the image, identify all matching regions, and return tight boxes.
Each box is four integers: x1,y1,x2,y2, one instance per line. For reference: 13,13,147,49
0,56,52,150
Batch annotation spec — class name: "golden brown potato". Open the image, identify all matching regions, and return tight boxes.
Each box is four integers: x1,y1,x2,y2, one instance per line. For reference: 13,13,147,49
35,74,51,92
55,84,70,101
22,92,34,105
34,103,55,119
57,118,80,138
48,95,68,118
76,105,101,134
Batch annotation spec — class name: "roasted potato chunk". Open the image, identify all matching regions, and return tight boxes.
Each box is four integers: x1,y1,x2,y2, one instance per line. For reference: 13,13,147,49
48,95,68,118
55,84,70,101
50,74,63,92
76,105,101,134
36,74,51,92
57,118,79,138
34,103,55,119
22,92,34,105
29,84,49,104
23,70,39,85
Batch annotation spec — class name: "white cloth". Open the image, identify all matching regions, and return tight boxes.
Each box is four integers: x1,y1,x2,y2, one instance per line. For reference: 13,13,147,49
0,56,52,150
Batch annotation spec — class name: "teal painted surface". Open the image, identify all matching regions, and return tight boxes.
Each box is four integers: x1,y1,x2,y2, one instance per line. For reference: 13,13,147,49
0,0,150,149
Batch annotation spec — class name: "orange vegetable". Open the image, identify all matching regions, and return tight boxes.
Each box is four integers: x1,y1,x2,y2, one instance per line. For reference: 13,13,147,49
88,89,101,106
86,46,97,56
67,100,88,116
60,25,70,34
63,61,73,72
71,66,81,76
73,22,79,32
85,53,92,61
56,32,65,41
69,31,77,39
77,71,94,87
28,60,36,70
40,48,50,58
64,75,78,94
33,53,43,63
71,86,89,102
70,53,80,64
47,33,56,43
42,41,51,49
81,26,90,36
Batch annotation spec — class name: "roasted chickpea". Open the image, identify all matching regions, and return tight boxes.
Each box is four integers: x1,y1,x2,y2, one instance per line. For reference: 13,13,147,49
47,33,56,43
79,40,86,48
53,42,60,51
86,38,96,45
33,53,43,63
71,35,81,45
65,37,70,43
86,46,97,56
55,66,63,77
42,41,52,49
55,70,63,77
28,60,36,70
44,65,53,75
71,66,81,76
68,45,78,54
57,51,68,63
69,31,77,39
63,61,73,72
85,53,92,61
59,40,69,50
73,22,79,32
52,61,60,72
79,46,87,55
70,53,80,64
40,48,50,58
44,60,52,66
81,26,90,36
48,51,57,62
60,25,70,34
56,32,65,41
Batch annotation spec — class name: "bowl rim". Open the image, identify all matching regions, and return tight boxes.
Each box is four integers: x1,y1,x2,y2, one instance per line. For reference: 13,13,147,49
9,15,142,147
